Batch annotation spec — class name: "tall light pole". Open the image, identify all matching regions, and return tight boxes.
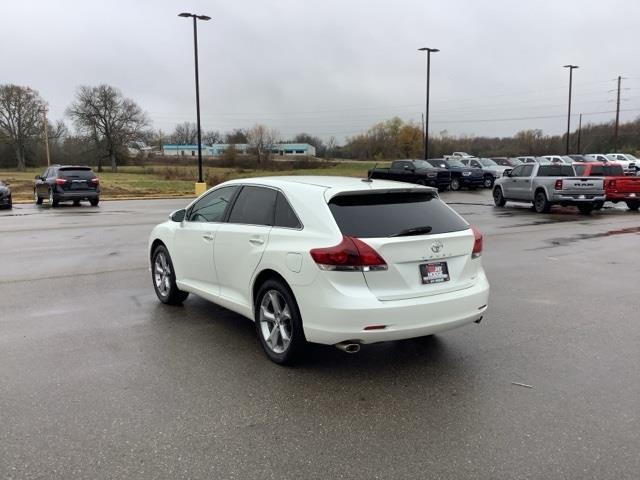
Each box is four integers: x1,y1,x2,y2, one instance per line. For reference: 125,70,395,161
179,12,211,192
563,64,578,155
418,47,439,160
40,107,51,166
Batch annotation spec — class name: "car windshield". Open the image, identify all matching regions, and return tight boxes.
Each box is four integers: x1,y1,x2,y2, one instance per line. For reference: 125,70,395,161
412,160,432,169
479,159,498,167
561,156,574,163
627,154,638,161
328,191,469,238
510,158,523,165
446,159,465,168
427,160,448,169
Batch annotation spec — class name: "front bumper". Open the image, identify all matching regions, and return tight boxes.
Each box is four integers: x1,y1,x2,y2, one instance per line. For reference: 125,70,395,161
460,176,485,187
296,269,490,345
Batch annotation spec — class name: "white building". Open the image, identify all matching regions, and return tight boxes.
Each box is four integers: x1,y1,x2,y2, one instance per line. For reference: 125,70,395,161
162,143,316,157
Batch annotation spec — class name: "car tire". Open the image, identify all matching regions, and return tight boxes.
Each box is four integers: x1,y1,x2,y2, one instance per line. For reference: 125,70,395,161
90,197,99,206
593,201,604,210
151,245,189,305
450,177,461,191
255,278,307,365
626,200,639,211
34,189,43,205
49,188,59,207
534,190,551,213
578,204,593,215
493,186,506,207
73,200,81,207
483,175,494,188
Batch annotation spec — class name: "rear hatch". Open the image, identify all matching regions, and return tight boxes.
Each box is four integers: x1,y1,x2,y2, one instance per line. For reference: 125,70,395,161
57,167,98,192
561,177,604,195
328,191,479,301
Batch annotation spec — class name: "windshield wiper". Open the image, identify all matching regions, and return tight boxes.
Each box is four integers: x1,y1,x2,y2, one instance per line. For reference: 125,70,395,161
389,225,433,237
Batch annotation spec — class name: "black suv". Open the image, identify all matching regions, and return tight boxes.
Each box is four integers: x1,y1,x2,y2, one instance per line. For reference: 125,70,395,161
34,165,100,207
426,159,485,191
0,180,12,209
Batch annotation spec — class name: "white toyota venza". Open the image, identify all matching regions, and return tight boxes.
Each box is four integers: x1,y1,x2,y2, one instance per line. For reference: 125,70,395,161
149,176,490,364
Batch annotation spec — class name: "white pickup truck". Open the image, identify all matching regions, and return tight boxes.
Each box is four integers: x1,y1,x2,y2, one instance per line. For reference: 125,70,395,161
493,163,606,214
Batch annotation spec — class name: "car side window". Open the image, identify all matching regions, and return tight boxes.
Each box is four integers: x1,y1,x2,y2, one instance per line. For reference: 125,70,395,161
510,166,524,177
227,186,277,226
521,165,534,177
471,160,481,168
187,186,237,223
274,192,302,229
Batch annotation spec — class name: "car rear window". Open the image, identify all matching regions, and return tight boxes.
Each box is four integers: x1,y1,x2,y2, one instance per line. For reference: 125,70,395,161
328,192,468,238
58,168,95,179
537,165,575,177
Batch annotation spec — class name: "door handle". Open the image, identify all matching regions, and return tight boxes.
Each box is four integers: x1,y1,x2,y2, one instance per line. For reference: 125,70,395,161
249,237,265,246
202,233,215,241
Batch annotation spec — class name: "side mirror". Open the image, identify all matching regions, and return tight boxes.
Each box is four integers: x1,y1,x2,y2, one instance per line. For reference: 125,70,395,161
503,170,511,177
170,208,186,222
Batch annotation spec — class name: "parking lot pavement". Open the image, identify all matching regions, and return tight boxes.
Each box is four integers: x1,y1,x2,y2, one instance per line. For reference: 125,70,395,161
1,192,640,479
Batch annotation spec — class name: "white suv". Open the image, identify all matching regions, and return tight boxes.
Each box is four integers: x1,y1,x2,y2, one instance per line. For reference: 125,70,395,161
148,177,490,364
606,153,638,173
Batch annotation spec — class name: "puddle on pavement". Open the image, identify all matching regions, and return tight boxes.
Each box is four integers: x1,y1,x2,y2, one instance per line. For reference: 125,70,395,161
533,226,640,249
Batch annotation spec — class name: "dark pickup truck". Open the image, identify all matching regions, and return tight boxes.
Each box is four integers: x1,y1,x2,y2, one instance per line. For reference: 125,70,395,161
368,160,451,190
426,158,485,191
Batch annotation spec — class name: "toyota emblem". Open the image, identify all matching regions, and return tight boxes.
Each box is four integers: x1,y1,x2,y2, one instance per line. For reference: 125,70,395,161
431,240,444,253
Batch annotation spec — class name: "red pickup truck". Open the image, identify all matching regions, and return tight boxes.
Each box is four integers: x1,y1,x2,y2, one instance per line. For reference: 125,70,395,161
573,162,640,210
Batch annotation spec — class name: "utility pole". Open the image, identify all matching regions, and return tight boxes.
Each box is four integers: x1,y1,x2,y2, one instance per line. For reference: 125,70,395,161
418,47,439,160
614,75,622,149
563,65,579,155
421,113,425,153
577,113,582,154
41,108,51,166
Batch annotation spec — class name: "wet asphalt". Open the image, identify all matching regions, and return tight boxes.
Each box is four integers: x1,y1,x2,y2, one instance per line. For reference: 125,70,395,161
1,191,639,480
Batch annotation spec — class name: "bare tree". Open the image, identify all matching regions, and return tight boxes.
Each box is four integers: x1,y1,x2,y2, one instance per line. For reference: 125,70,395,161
247,124,280,165
202,129,222,145
170,121,198,145
225,128,248,144
0,84,46,170
67,85,149,172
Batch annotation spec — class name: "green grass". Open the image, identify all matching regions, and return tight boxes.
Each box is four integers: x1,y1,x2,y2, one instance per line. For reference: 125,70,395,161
0,161,382,202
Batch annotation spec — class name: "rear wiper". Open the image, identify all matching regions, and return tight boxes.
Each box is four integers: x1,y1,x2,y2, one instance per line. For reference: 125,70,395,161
389,225,432,237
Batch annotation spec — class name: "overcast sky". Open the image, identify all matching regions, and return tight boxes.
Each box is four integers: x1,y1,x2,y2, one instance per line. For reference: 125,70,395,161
2,0,640,143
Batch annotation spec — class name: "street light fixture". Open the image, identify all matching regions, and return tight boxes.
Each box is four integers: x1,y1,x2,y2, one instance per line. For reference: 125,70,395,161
179,12,211,193
563,64,579,155
418,47,439,160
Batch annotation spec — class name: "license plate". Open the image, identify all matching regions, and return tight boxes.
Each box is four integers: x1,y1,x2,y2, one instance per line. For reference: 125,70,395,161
419,262,450,284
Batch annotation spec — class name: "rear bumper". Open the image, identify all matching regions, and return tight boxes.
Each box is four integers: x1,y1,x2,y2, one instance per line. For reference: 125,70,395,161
606,192,639,201
0,196,11,206
297,269,490,345
53,188,100,200
551,193,606,203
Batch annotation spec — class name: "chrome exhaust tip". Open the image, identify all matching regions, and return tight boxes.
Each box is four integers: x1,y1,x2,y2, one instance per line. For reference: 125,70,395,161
335,342,361,353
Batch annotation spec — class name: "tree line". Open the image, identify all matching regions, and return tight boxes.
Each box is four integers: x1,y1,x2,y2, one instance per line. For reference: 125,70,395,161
2,83,638,171
336,116,640,160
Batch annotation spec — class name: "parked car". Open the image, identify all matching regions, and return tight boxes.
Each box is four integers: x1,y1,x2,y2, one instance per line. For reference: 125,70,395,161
573,162,640,211
517,156,538,164
585,154,610,163
426,159,485,191
568,155,599,163
445,152,475,159
149,177,489,364
34,165,100,207
493,163,606,214
605,153,638,174
368,160,451,190
492,157,522,167
542,155,574,164
460,157,511,188
0,180,12,209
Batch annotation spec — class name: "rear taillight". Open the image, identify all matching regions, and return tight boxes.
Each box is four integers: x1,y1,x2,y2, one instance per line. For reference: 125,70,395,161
310,236,387,272
471,226,483,259
90,177,100,185
554,179,563,190
608,179,616,189
55,178,67,185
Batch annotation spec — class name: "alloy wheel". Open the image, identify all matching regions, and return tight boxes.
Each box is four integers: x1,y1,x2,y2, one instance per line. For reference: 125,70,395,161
259,290,292,354
154,252,172,297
